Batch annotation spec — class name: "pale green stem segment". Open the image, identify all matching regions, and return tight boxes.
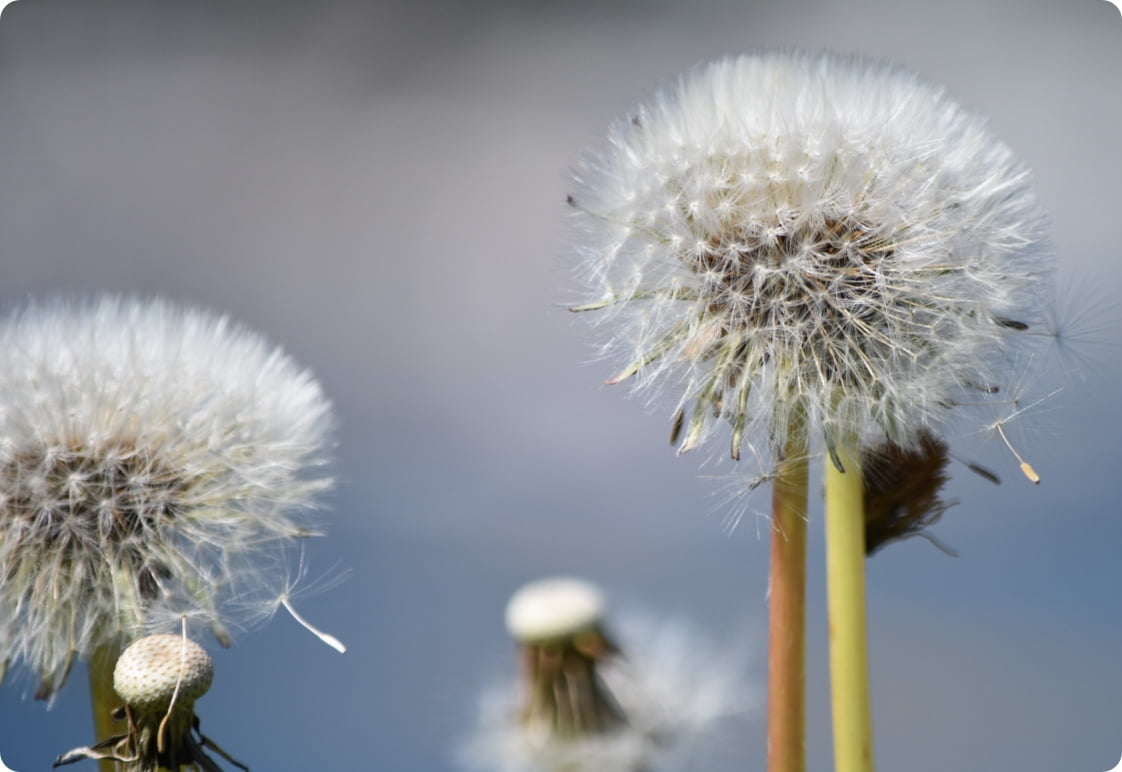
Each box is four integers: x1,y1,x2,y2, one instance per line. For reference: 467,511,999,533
88,641,122,772
767,408,809,772
824,442,874,772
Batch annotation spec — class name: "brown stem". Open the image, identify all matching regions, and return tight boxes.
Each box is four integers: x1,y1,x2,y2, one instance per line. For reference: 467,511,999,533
767,421,809,772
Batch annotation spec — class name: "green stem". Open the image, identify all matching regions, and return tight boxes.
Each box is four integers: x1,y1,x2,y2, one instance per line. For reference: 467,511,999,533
767,416,809,772
824,441,874,772
88,642,122,772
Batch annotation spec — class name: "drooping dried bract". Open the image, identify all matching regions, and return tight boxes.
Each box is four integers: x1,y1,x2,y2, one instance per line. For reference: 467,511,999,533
861,432,957,556
569,52,1051,461
0,296,334,698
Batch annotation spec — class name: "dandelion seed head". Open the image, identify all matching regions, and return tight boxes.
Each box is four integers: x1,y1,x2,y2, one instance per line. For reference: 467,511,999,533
459,580,752,771
0,296,335,698
570,52,1051,461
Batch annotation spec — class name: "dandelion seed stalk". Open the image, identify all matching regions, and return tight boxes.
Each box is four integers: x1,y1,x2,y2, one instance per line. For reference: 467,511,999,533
87,643,120,772
767,404,808,772
825,443,873,772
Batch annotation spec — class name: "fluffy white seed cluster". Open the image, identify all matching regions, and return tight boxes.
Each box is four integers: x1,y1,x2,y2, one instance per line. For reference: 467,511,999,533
0,296,334,698
569,52,1051,460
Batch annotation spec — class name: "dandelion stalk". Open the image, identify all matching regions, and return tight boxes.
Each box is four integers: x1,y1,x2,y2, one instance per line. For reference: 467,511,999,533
824,443,873,772
567,52,1052,772
767,404,808,772
87,643,120,772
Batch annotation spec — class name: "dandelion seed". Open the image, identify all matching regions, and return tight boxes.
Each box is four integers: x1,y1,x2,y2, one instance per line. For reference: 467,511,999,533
279,597,345,654
0,296,336,700
239,550,349,655
994,422,1040,485
1039,276,1119,381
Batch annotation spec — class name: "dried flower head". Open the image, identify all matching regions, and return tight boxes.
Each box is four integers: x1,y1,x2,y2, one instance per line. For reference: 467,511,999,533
459,578,751,772
569,52,1051,462
504,578,626,740
861,431,958,556
0,296,334,699
54,633,247,771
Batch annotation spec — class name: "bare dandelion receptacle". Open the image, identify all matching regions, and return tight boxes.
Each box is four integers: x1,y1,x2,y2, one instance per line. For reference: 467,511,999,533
55,633,247,771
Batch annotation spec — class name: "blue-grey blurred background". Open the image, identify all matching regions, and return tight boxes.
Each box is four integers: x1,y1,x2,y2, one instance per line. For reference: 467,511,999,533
0,0,1119,770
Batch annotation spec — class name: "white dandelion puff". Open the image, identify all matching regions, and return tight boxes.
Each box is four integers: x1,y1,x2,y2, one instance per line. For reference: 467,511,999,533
568,51,1052,463
0,295,335,700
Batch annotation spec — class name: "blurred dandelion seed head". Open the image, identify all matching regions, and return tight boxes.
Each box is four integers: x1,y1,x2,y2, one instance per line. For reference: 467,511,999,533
0,296,335,699
459,580,753,772
505,577,606,644
569,52,1052,461
505,579,626,743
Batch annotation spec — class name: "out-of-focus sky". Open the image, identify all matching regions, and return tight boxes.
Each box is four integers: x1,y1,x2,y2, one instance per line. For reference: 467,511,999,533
0,0,1119,770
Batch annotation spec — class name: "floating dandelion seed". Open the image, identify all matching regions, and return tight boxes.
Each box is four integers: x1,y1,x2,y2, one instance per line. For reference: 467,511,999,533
240,551,349,655
54,632,247,771
567,52,1053,772
0,296,336,701
459,578,751,772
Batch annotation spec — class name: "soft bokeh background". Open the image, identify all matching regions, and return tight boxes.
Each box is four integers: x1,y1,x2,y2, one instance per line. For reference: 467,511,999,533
0,0,1119,770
